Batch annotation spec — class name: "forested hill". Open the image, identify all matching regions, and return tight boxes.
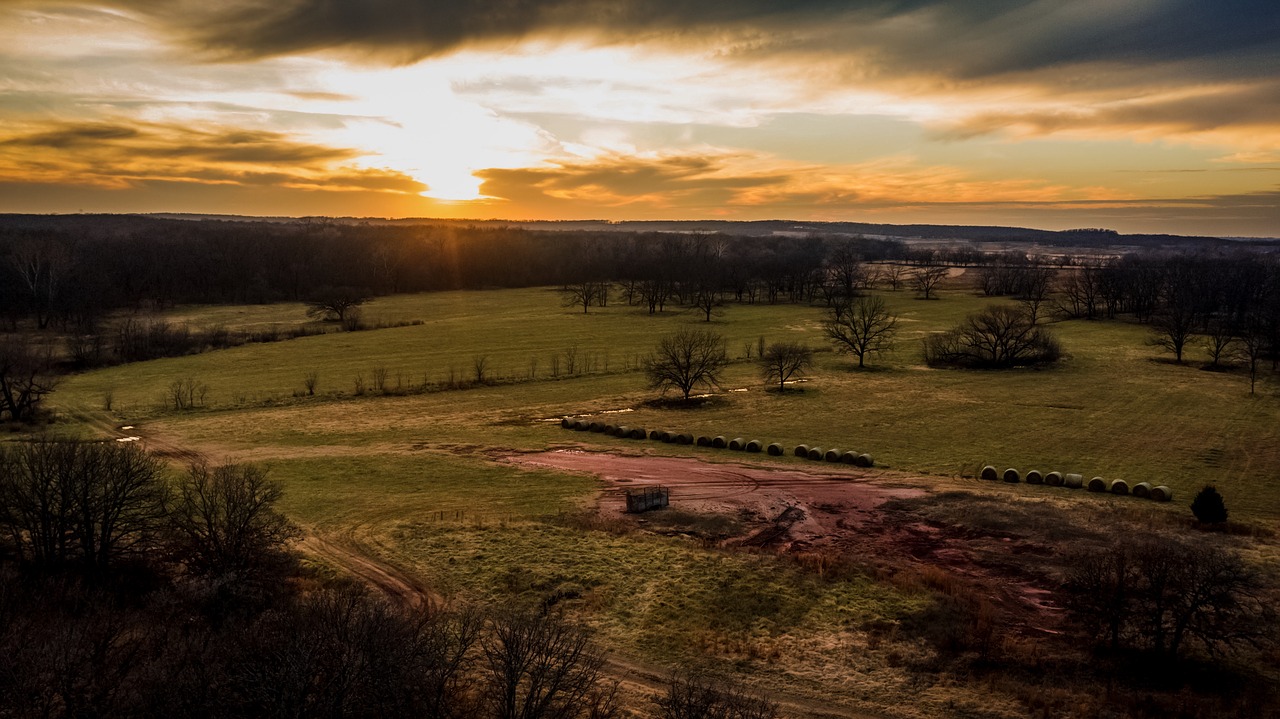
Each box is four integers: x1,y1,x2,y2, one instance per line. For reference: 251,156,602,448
127,213,1277,249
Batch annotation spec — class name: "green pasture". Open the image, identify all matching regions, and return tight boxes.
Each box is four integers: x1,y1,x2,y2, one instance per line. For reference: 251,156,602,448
54,283,1280,521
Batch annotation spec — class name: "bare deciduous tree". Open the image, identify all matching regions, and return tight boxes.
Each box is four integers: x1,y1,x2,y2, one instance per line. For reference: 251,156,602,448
655,671,780,719
1064,538,1272,658
481,610,618,719
0,336,57,422
825,296,899,368
560,281,609,314
0,440,166,575
305,287,368,324
645,329,729,401
759,342,813,391
166,461,298,576
911,263,949,300
923,305,1061,369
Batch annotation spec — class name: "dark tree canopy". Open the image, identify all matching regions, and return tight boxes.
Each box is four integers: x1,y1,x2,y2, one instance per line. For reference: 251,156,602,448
923,305,1061,369
1191,485,1229,525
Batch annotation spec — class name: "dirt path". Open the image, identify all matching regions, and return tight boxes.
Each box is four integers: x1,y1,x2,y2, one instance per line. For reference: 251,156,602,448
81,416,881,717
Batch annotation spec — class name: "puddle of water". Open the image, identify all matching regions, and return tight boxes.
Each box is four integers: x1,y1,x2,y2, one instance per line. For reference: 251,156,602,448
115,436,141,443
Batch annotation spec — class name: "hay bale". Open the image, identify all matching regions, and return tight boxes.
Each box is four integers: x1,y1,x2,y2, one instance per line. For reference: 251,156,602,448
746,440,763,453
1109,479,1129,495
661,431,677,444
616,426,631,438
629,428,647,439
807,447,824,460
589,422,605,433
1044,471,1064,486
794,444,810,457
767,443,784,456
1086,476,1107,492
824,448,842,462
854,453,874,468
729,437,746,451
840,451,858,464
980,465,998,481
1132,482,1152,498
1025,469,1044,485
675,433,694,445
1150,485,1173,502
603,424,617,435
696,436,713,447
1064,473,1084,489
713,436,728,449
560,417,573,429
1003,468,1021,483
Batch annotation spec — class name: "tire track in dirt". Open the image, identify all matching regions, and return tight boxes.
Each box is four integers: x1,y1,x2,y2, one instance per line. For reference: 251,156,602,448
75,414,879,718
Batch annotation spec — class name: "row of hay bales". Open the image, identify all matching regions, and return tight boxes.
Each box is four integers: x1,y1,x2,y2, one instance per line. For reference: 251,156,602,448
558,418,875,467
979,465,1173,502
792,444,874,468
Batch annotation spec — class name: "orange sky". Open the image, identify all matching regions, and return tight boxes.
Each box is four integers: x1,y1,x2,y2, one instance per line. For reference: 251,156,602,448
1,1,1278,236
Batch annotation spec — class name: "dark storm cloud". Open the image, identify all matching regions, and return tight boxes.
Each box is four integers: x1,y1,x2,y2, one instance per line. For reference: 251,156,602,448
2,123,141,148
120,0,1278,84
475,153,789,209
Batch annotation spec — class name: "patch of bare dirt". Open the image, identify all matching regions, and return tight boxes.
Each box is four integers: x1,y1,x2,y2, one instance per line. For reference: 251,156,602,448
506,449,1068,633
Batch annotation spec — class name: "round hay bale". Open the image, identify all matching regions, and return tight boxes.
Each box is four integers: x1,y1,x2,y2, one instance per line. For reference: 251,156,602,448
560,417,573,429
696,436,713,447
675,433,694,445
648,430,662,440
745,440,763,453
854,453,874,468
1064,473,1084,489
807,447,824,460
616,426,631,438
794,444,810,457
589,422,605,433
980,465,999,481
603,424,617,435
767,443,784,456
661,431,677,444
1086,476,1107,492
1044,471,1064,486
729,437,746,451
713,436,728,449
1003,468,1021,483
629,428,647,440
1150,485,1173,502
840,451,858,464
1132,482,1152,498
824,448,842,462
1025,469,1044,485
1109,479,1129,495
570,419,586,431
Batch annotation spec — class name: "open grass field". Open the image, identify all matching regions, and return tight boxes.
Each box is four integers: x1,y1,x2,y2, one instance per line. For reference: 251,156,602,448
36,275,1280,717
55,277,1280,521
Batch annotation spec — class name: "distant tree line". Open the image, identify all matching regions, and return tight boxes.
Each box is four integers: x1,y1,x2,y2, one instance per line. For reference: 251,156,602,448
0,215,905,333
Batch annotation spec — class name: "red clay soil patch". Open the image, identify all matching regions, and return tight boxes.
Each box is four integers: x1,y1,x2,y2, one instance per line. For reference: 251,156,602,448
505,450,1067,633
507,449,922,550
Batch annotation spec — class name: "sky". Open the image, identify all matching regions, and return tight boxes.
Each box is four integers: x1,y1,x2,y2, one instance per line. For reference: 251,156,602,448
1,0,1279,236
